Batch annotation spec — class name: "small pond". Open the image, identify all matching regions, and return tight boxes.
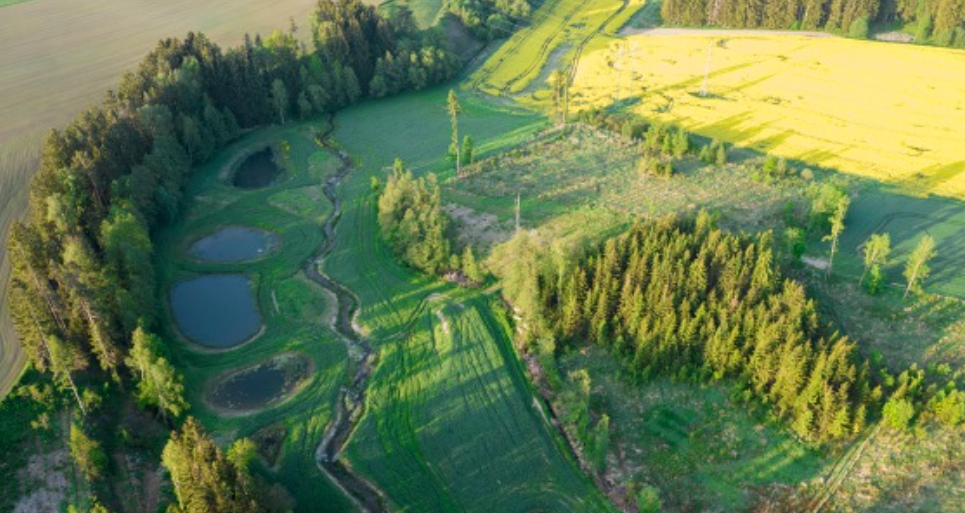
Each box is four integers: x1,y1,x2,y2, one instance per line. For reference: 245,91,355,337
233,147,281,189
170,274,261,349
188,226,279,263
207,354,311,411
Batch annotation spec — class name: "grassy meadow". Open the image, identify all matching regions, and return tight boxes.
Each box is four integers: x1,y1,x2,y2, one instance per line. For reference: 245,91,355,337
326,87,616,511
155,123,354,512
569,34,965,199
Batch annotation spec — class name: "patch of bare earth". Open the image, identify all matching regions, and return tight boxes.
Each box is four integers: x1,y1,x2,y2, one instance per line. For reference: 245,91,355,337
444,203,513,253
14,450,69,513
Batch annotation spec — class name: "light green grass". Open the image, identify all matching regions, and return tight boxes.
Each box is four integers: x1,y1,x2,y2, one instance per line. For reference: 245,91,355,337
327,87,614,511
349,294,613,512
471,0,646,95
562,347,830,512
0,0,31,7
155,122,353,512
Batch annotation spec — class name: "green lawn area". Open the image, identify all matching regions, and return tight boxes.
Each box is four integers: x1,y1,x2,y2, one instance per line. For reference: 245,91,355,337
328,87,614,511
155,122,353,512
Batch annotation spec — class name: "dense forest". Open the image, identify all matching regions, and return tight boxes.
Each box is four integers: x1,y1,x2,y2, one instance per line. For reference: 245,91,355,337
5,0,465,507
660,0,965,44
490,212,965,442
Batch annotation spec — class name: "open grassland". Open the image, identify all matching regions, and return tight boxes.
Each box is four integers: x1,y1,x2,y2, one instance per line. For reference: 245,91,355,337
0,0,325,401
446,124,819,245
156,123,354,512
569,34,965,199
349,294,614,512
470,0,645,96
563,347,830,512
327,87,615,511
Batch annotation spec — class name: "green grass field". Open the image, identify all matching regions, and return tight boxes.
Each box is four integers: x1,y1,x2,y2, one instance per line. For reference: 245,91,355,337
155,122,354,512
325,87,616,511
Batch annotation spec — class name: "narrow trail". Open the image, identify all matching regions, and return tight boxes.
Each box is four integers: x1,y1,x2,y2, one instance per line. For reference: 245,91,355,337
303,119,386,513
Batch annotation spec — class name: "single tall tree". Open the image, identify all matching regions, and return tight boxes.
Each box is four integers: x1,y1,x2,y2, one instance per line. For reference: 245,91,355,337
447,89,462,177
904,234,937,298
861,233,891,285
823,195,850,280
271,79,288,124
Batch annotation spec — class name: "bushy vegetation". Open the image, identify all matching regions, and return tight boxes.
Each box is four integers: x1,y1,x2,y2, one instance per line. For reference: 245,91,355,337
660,0,965,47
446,0,533,40
378,159,452,274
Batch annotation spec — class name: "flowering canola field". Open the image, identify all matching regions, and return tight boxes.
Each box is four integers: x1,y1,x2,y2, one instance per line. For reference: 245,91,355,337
570,34,965,199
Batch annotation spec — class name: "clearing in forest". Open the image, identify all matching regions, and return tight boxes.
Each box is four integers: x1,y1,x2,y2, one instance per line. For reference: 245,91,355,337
569,34,965,199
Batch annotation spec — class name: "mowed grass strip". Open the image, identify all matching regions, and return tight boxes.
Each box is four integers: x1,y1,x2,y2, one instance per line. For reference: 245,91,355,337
348,296,613,513
155,122,354,512
570,34,965,199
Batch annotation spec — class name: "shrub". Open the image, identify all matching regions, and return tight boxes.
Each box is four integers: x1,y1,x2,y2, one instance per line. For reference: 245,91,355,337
637,485,663,513
883,396,915,430
848,17,870,39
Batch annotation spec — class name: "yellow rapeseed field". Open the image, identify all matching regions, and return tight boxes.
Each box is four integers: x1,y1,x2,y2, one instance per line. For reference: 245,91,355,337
570,34,965,199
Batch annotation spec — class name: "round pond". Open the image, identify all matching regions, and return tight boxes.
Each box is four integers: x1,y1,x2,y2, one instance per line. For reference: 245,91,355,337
207,353,312,412
233,147,281,189
170,274,262,349
188,226,278,263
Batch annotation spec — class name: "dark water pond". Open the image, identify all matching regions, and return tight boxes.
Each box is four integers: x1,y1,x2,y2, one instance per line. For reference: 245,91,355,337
233,147,280,189
207,354,311,411
170,274,261,349
188,226,278,263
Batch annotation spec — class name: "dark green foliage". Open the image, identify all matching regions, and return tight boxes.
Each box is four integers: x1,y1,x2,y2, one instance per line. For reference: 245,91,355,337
378,160,452,274
7,0,459,403
525,214,874,442
447,0,533,41
661,0,965,47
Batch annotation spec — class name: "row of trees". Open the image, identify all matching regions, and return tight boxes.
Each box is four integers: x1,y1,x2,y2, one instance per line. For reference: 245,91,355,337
660,0,965,45
7,0,468,507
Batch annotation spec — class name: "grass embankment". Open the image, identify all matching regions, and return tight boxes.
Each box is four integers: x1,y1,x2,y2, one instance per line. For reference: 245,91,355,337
327,87,615,511
0,0,324,401
569,34,965,199
156,123,354,512
470,0,646,96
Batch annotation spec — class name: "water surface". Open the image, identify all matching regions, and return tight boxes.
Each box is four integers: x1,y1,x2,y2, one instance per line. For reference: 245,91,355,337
170,274,261,348
233,147,280,189
189,226,278,262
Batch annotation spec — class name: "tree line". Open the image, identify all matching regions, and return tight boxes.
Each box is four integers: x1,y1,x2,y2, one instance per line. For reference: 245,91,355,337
660,0,965,45
6,0,467,508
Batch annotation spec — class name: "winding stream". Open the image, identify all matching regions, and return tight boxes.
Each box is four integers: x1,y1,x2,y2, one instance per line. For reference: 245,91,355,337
304,122,385,512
